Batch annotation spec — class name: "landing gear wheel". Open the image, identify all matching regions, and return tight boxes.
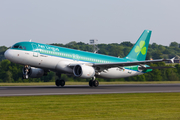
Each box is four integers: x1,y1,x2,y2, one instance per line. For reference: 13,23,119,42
60,80,65,87
89,80,93,87
93,80,99,87
55,79,61,87
25,74,28,79
22,74,28,79
55,79,65,87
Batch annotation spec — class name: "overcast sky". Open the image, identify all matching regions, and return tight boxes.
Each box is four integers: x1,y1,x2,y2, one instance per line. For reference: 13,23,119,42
0,0,180,47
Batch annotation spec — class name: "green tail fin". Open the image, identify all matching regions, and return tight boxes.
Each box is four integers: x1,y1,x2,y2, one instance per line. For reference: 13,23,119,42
125,30,152,61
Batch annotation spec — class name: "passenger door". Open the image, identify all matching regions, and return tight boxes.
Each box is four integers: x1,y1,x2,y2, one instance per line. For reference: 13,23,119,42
32,43,39,57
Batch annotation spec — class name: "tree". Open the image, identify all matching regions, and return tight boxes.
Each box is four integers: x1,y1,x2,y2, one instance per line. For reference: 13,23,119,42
170,42,179,48
0,46,8,52
151,50,163,59
109,46,124,57
4,71,14,83
1,59,11,71
120,42,133,47
146,52,151,60
151,43,158,49
123,48,131,56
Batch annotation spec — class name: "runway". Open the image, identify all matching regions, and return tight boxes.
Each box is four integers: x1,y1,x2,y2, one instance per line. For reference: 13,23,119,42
0,84,180,96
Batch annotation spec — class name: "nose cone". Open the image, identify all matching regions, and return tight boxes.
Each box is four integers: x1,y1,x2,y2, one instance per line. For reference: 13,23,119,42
4,49,13,60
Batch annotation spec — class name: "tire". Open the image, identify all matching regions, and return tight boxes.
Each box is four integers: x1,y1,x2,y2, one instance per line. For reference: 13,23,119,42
60,80,65,87
25,74,28,79
89,80,93,87
55,79,60,87
93,80,99,87
22,74,28,79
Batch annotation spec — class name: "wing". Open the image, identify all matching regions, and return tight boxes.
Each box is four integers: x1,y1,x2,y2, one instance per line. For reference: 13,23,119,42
92,58,174,70
67,58,174,72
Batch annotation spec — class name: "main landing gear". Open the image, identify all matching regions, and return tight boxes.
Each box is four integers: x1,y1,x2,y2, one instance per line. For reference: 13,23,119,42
89,76,99,87
55,73,65,87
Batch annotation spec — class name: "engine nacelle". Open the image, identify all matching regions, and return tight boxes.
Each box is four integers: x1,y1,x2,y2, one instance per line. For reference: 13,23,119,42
73,64,95,78
23,67,44,78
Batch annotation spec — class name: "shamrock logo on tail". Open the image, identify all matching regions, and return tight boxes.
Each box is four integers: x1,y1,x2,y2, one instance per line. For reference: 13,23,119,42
135,41,146,56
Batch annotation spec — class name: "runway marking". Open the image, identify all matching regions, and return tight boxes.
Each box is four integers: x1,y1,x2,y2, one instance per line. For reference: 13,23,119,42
1,90,180,96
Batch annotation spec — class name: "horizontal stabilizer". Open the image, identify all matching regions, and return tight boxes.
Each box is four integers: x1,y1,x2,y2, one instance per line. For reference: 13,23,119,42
139,66,174,70
170,57,175,63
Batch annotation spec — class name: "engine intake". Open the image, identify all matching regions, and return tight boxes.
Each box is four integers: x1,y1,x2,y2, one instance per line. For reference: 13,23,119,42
73,64,95,78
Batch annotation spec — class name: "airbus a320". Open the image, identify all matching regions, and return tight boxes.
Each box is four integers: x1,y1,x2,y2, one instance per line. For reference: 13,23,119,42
4,30,174,87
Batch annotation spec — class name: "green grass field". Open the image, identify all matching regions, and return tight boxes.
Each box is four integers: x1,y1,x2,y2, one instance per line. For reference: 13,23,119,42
0,93,180,120
1,81,180,86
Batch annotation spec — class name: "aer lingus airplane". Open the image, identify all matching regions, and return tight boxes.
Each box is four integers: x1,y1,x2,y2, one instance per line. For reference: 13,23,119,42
4,30,174,87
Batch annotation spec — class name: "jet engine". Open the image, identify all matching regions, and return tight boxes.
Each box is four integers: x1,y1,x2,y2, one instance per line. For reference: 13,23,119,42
73,64,95,78
23,67,44,78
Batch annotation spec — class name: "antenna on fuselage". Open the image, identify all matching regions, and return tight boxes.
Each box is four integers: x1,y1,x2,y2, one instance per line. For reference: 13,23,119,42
89,39,99,53
29,39,32,42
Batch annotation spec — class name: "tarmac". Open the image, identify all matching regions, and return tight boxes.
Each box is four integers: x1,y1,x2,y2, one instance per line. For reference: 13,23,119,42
0,84,180,96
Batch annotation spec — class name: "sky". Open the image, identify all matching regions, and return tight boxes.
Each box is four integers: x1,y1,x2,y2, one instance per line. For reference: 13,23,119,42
0,0,180,47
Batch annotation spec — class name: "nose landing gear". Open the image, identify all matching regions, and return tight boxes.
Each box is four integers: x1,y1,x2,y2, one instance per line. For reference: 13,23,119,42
22,65,30,79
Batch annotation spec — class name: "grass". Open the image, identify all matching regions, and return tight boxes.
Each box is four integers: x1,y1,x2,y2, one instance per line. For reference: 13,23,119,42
0,93,180,120
1,81,180,86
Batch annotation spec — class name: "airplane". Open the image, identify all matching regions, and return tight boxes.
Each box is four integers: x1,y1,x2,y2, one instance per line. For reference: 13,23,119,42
4,30,174,87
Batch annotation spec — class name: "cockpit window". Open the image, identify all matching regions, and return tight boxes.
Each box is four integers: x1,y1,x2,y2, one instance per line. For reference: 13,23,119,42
11,42,30,50
19,46,23,49
12,44,27,50
12,45,19,48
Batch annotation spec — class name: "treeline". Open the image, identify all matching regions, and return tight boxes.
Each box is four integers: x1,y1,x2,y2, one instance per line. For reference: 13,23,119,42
51,41,180,59
0,41,180,83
